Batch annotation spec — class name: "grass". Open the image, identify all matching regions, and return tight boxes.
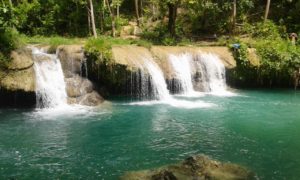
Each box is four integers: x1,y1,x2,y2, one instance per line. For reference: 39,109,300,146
21,35,84,48
22,35,153,49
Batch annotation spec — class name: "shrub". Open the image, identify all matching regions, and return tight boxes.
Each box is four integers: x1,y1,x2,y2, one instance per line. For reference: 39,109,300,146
251,20,282,40
84,37,113,64
0,28,24,67
0,27,23,55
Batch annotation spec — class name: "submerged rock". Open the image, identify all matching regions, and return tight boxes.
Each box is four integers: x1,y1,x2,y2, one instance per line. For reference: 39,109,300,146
121,155,256,180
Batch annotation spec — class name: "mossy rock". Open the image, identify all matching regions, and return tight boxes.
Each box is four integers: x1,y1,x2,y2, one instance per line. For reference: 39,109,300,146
0,67,35,92
0,47,35,92
7,48,34,70
121,155,257,180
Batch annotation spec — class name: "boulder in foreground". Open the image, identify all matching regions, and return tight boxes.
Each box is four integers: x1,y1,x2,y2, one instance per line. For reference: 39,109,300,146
121,155,257,180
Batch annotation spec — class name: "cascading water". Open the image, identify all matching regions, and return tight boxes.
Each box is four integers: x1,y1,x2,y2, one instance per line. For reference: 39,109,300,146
143,59,171,100
168,53,196,95
130,57,212,108
195,53,227,93
32,48,68,108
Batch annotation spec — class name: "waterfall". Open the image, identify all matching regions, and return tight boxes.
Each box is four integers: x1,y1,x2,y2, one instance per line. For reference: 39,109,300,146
143,59,171,100
32,48,68,108
168,53,196,95
195,53,227,93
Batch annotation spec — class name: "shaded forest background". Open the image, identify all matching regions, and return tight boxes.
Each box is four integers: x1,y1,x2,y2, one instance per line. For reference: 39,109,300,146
1,0,300,37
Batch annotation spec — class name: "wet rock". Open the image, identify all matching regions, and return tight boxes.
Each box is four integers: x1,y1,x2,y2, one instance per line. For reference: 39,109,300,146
57,45,85,77
67,97,77,105
121,155,256,180
57,45,104,106
65,74,103,106
152,170,177,180
67,91,104,106
78,91,104,106
65,75,93,98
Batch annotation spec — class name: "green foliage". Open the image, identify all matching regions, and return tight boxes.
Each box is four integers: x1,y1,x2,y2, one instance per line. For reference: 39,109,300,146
84,36,153,64
0,1,15,28
21,35,83,53
162,36,177,46
141,25,178,45
0,28,23,54
22,35,82,46
230,42,250,67
130,39,152,49
84,37,113,64
0,28,24,67
251,21,282,40
228,30,300,87
255,39,300,77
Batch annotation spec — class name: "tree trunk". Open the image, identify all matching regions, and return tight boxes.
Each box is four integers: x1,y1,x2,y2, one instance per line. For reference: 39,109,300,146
87,7,91,35
152,3,156,20
105,0,116,37
135,0,140,26
168,3,178,37
99,8,104,32
8,0,14,27
140,0,143,24
264,0,271,22
117,6,119,19
89,0,97,38
232,0,236,35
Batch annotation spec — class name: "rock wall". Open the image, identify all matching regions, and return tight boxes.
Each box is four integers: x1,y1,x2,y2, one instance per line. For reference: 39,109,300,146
0,48,36,107
86,45,236,96
0,44,236,106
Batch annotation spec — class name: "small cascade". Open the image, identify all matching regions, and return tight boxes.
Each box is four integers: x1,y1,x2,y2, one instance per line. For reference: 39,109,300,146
194,53,227,93
168,54,196,95
143,59,171,100
131,69,150,100
32,48,68,108
80,57,88,78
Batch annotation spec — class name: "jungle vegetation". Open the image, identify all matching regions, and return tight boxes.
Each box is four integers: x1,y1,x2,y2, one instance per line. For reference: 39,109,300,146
1,0,300,87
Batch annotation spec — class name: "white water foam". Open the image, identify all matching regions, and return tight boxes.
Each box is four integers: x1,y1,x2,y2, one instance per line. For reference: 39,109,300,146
128,98,213,109
29,104,109,120
32,48,68,108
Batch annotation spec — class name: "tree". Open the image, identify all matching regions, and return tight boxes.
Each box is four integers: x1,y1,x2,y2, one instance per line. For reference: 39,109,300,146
264,0,271,22
105,0,116,37
88,0,97,38
167,0,180,37
232,0,237,35
135,0,140,26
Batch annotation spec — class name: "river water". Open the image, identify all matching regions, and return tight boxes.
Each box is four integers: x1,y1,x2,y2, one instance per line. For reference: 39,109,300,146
0,90,300,179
